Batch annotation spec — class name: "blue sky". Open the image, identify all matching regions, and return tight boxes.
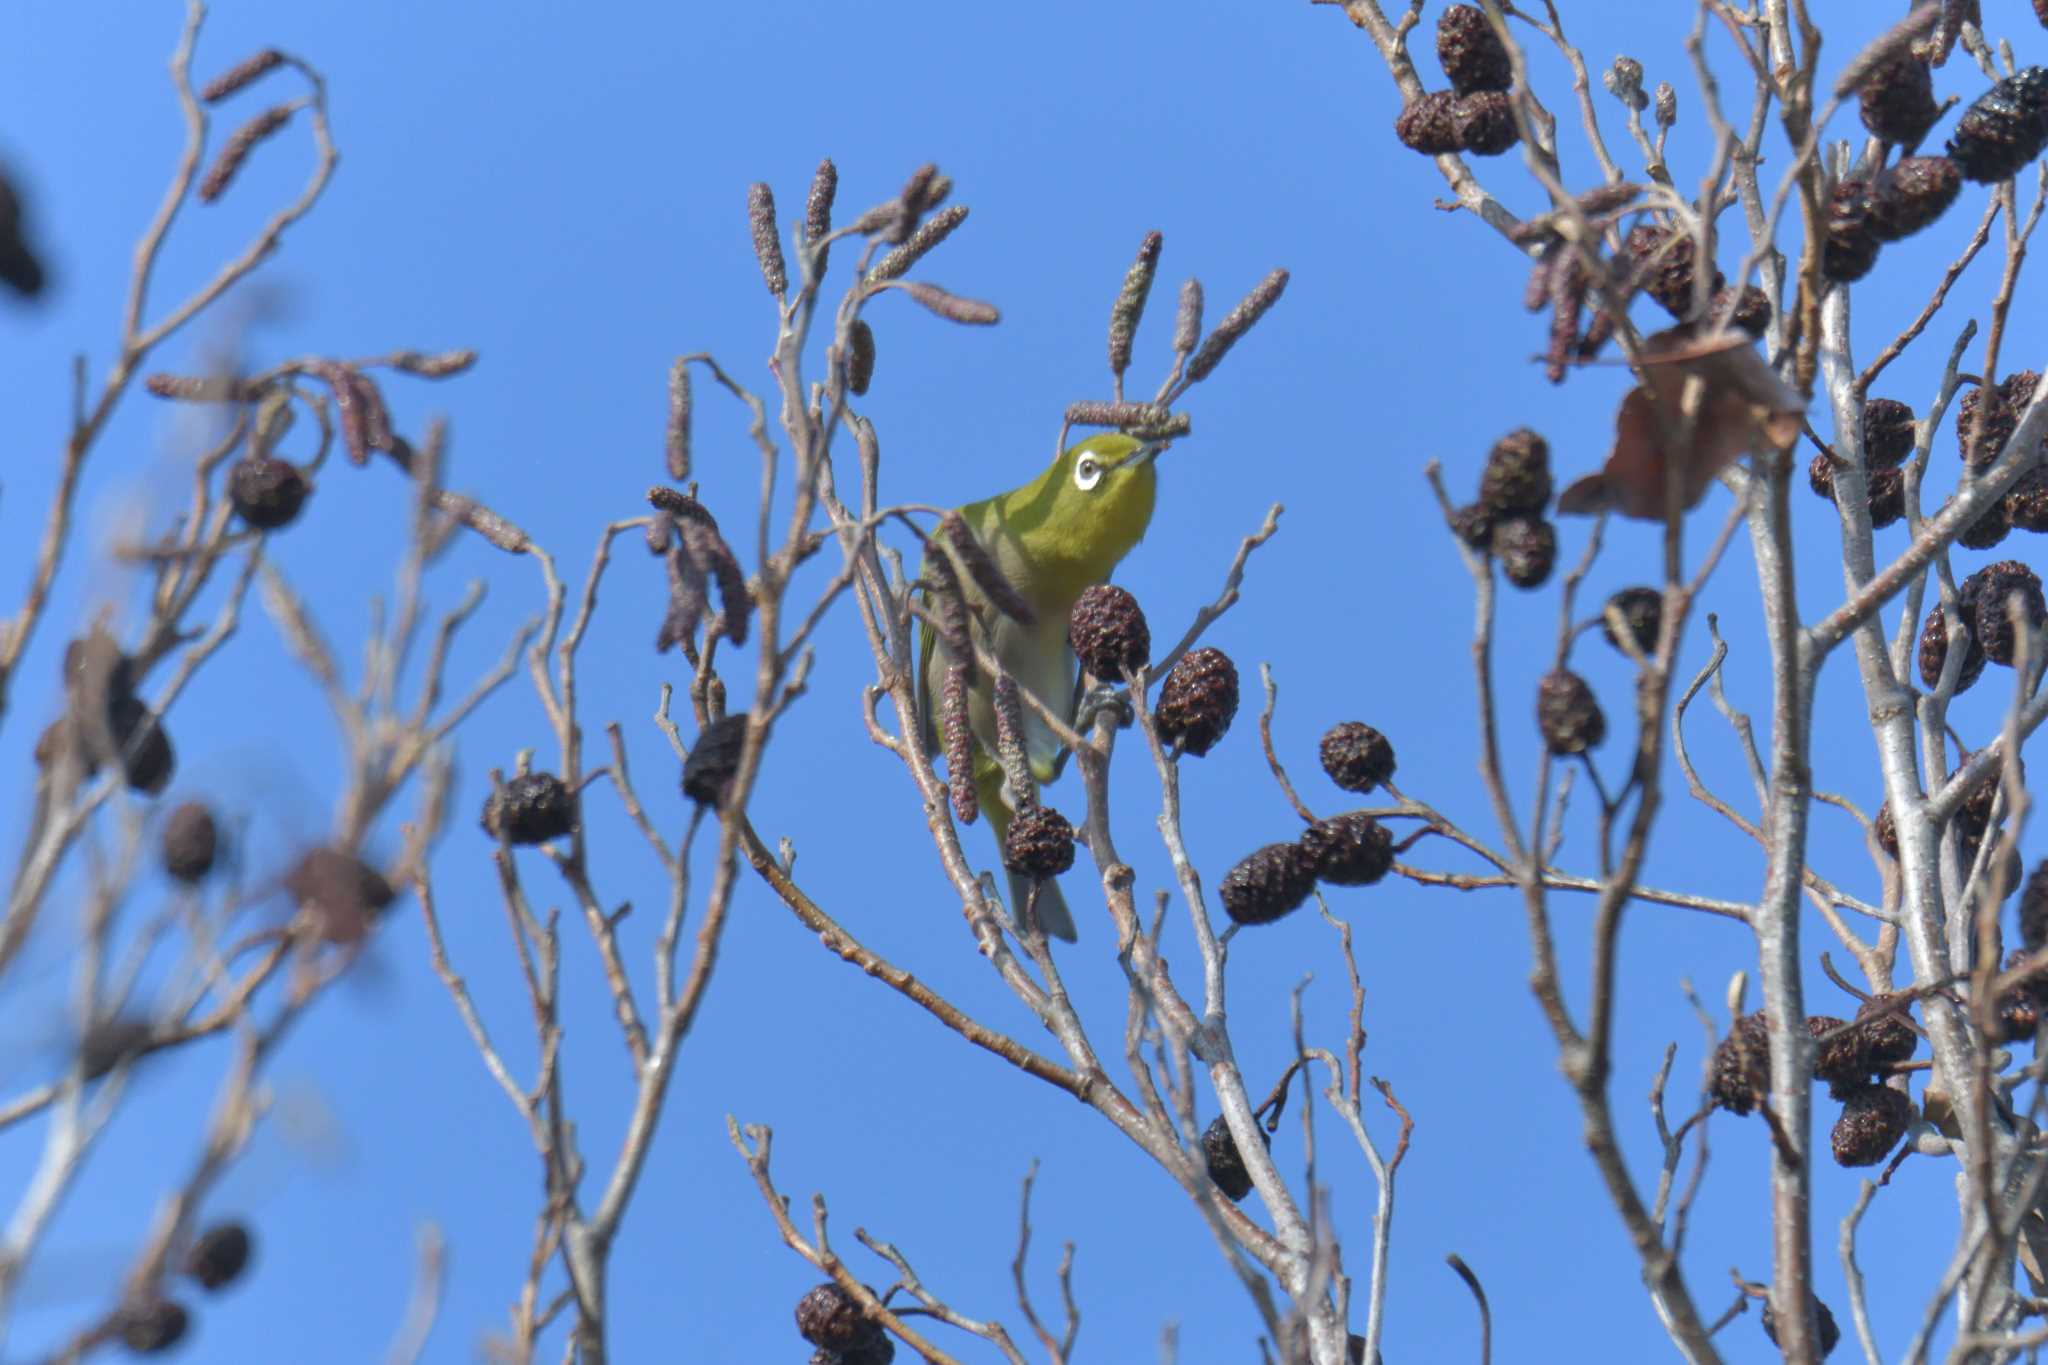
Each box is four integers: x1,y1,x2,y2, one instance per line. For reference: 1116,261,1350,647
0,3,2041,1362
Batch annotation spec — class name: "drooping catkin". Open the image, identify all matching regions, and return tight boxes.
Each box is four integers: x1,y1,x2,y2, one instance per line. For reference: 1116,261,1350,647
1108,231,1163,381
868,204,969,284
921,551,975,667
199,105,294,203
943,662,977,824
746,183,787,296
845,320,876,396
200,49,286,103
681,517,752,646
941,511,1035,623
899,281,999,324
1187,269,1289,382
1173,279,1203,355
666,358,691,480
990,672,1036,810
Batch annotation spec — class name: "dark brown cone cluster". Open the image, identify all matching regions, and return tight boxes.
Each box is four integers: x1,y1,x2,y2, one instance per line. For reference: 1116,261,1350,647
1069,584,1150,681
1996,949,2048,1043
1394,89,1520,157
285,847,396,944
2006,467,2048,531
795,1282,894,1364
682,713,749,809
1002,804,1076,881
1709,1012,1770,1114
1713,284,1773,338
1870,156,1962,241
2023,858,2048,951
1479,428,1552,514
1953,495,2014,551
1319,722,1396,794
45,632,175,794
1822,178,1880,283
1448,502,1493,549
1812,999,1918,1097
1858,53,1939,146
113,1298,190,1354
1810,453,1906,527
1436,5,1511,95
1961,560,2047,665
1491,516,1555,588
1599,586,1661,657
481,772,575,845
1948,67,2048,183
1760,1295,1842,1358
1958,370,2042,467
1830,1083,1914,1166
1156,647,1239,756
184,1221,252,1291
1536,669,1604,754
1300,812,1394,886
1466,428,1556,588
227,454,309,531
162,801,219,883
1918,601,1987,694
1201,1113,1272,1201
1854,994,1920,1070
1625,224,1720,317
1219,842,1318,925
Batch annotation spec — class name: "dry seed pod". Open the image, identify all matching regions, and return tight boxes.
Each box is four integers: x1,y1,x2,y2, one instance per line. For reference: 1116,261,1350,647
795,1282,878,1351
1709,1012,1770,1114
746,183,787,295
1107,231,1162,379
1300,812,1394,886
1155,647,1239,756
1319,722,1396,794
1822,178,1880,283
845,320,876,396
1201,1114,1271,1201
285,847,396,944
113,1298,190,1354
1478,427,1552,515
162,802,219,884
682,713,750,809
1437,5,1512,95
1807,451,1838,501
1218,842,1318,925
1760,1295,1841,1358
1863,397,1916,467
1002,804,1076,881
1452,90,1518,155
199,105,293,203
1961,559,2046,665
1959,370,2042,468
1711,284,1771,338
481,772,575,845
1948,67,2048,182
1448,501,1493,550
1624,224,1721,318
1491,515,1556,588
113,697,174,794
1536,669,1605,754
1858,52,1939,146
2006,466,2048,531
1394,90,1463,154
1808,1016,1867,1093
1865,465,1905,528
1187,269,1289,383
227,455,309,530
1918,601,1986,693
200,49,286,103
1600,586,1661,656
184,1221,253,1291
1854,994,1918,1068
1869,155,1962,241
1952,494,2013,551
1830,1083,1914,1166
1068,584,1150,680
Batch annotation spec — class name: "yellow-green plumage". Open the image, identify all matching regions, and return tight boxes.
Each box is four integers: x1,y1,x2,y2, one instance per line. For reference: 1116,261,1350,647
917,433,1164,941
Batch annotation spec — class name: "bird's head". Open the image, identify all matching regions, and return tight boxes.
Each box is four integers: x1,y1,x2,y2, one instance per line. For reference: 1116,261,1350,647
1021,432,1167,578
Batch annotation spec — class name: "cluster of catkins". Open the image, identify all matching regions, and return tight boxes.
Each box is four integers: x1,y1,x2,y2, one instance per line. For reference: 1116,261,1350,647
1709,1000,1919,1169
1450,428,1557,590
1215,721,1398,927
1393,7,1520,158
1825,62,2048,284
104,1221,255,1356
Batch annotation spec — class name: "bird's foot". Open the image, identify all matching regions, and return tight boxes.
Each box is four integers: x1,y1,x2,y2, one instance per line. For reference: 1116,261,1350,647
1075,683,1133,733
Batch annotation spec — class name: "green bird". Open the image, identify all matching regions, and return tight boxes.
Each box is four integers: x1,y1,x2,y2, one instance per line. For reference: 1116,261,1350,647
917,432,1168,941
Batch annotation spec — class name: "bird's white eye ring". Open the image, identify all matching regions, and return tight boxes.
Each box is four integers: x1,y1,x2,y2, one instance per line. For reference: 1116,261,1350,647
1074,456,1103,491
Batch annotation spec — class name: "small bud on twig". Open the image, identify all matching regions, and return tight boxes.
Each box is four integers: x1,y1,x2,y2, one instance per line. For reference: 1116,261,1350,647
1187,268,1289,383
1107,231,1163,381
1654,82,1677,128
1173,279,1203,356
746,183,787,296
941,511,1035,624
846,320,876,396
199,104,295,203
898,281,999,325
943,662,977,825
1603,56,1647,111
200,49,286,103
867,204,969,284
666,357,691,480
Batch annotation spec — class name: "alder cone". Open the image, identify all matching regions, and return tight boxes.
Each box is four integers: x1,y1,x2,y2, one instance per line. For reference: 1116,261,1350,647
1477,427,1552,515
2005,467,2048,531
1219,842,1317,925
1319,721,1396,793
1869,156,1962,241
1857,53,1939,147
1830,1083,1913,1166
1452,91,1518,155
481,772,575,845
1001,804,1076,880
1201,1113,1271,1201
1600,586,1661,656
1821,178,1880,282
1862,397,1916,468
1068,584,1149,680
1961,559,2047,665
1395,91,1462,154
1156,647,1239,756
1536,669,1604,754
1917,601,1986,693
1948,67,2048,183
1436,4,1511,95
1300,812,1394,886
1709,1012,1770,1115
1761,1296,1842,1358
1490,515,1555,588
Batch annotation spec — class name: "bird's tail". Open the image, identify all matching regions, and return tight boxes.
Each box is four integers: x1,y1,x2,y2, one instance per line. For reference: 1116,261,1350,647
977,764,1079,942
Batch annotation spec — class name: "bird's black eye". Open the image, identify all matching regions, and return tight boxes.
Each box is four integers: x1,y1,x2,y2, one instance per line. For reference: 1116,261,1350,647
1074,456,1103,491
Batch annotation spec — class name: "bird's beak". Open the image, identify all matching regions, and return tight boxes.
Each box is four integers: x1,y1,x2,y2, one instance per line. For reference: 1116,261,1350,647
1132,439,1172,468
